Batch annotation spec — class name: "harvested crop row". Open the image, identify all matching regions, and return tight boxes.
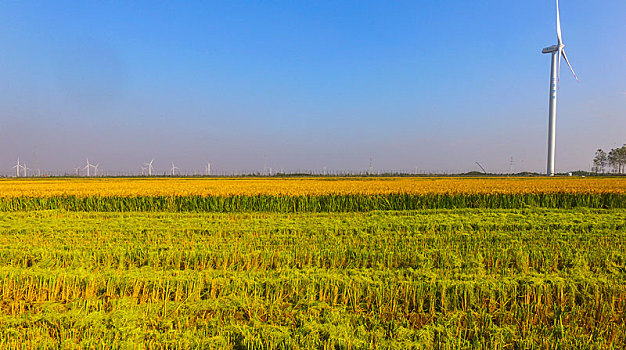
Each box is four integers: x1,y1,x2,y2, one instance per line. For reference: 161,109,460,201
0,209,624,348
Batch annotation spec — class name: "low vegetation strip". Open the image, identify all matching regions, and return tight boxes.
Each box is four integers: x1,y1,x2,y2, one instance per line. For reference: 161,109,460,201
0,192,625,212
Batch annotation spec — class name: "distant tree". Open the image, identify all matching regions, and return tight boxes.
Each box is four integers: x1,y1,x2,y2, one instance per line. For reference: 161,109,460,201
608,145,626,174
618,145,626,174
608,149,617,173
593,149,608,174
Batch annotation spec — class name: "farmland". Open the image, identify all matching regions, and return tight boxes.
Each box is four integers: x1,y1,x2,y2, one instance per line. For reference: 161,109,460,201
0,177,625,348
1,177,624,197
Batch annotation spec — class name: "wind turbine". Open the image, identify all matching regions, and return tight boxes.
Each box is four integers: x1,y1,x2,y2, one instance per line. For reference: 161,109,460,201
92,163,99,177
21,162,30,177
170,162,179,176
144,159,154,176
205,162,211,176
542,0,578,176
12,157,21,177
83,158,92,177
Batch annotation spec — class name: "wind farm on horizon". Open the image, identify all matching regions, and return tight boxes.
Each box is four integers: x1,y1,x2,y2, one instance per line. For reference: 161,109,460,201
0,155,605,178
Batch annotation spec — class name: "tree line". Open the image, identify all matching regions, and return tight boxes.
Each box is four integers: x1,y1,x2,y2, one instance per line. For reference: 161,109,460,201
593,145,626,174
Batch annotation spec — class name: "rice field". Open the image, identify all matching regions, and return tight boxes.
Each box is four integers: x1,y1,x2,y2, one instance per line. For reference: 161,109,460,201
0,177,624,348
1,176,624,197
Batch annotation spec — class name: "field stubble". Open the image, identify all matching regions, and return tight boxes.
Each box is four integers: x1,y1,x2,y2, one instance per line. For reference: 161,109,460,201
0,208,625,348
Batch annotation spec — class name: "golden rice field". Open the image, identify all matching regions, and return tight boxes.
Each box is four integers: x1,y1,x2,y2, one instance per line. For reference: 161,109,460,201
0,176,624,198
1,177,625,348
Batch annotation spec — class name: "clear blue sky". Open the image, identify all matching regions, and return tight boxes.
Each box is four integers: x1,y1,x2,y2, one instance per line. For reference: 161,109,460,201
1,0,624,174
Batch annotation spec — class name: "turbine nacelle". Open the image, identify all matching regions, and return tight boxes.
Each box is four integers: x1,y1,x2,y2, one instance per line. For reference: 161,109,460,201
542,45,560,54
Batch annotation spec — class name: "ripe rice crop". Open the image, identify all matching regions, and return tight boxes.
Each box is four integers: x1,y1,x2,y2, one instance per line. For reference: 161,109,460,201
0,177,624,212
0,177,624,198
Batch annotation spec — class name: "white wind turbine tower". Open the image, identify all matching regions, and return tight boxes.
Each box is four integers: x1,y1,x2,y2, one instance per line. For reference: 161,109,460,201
205,162,211,176
13,157,21,177
144,159,154,176
92,163,100,177
21,162,30,177
542,0,579,176
170,162,179,176
83,158,92,177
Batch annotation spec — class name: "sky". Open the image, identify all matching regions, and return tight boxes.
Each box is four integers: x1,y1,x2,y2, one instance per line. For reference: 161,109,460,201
1,0,625,175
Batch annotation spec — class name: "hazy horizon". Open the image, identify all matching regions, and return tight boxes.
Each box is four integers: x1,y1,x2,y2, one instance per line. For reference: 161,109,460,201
1,1,625,175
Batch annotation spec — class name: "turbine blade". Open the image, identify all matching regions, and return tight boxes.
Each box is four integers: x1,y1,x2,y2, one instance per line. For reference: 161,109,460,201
557,48,562,88
562,49,579,81
556,0,562,45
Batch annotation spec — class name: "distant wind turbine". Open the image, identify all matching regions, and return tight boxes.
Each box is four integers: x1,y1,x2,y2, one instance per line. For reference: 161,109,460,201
170,162,179,176
542,0,579,176
12,158,21,177
83,158,92,177
144,159,154,176
21,162,30,177
205,162,211,176
92,163,100,177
